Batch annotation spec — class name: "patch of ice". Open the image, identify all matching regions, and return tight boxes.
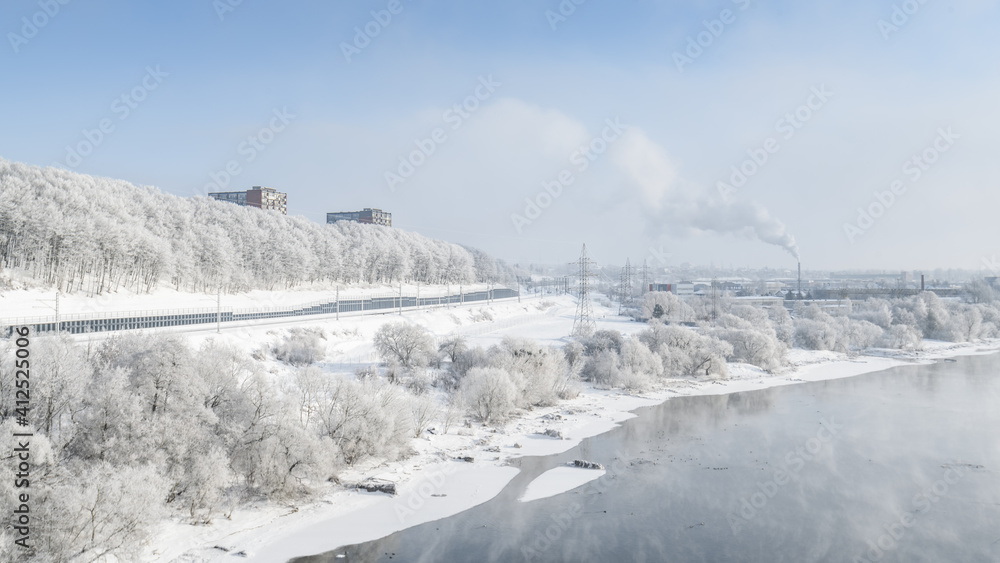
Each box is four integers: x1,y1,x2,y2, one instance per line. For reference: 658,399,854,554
518,466,607,503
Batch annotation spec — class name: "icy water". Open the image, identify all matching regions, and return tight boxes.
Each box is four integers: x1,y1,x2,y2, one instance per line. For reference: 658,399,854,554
292,353,1000,563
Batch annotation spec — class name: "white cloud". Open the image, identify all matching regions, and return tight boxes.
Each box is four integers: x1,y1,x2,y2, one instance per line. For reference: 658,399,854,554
611,127,679,209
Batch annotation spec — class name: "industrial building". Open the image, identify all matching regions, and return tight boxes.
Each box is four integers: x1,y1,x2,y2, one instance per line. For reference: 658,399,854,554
327,208,392,227
647,281,695,295
209,186,287,215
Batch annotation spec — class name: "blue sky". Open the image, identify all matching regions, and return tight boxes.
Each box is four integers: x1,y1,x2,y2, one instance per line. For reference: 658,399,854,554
3,0,999,272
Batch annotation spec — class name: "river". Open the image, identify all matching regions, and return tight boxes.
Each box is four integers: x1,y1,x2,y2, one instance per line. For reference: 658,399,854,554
292,353,1000,562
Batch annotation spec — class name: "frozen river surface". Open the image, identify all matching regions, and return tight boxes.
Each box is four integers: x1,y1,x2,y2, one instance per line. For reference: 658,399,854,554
294,353,1000,562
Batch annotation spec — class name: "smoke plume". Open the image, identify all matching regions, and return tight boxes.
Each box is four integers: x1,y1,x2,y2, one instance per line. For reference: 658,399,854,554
613,128,800,260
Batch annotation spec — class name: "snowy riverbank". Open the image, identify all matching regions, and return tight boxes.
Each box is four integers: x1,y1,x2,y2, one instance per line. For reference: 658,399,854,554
133,293,1000,563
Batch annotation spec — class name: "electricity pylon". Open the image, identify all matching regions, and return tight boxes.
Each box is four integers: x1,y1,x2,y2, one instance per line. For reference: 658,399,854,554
618,258,633,315
572,244,597,337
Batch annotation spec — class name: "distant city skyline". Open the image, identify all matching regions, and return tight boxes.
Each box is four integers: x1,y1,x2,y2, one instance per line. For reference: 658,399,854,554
3,0,998,271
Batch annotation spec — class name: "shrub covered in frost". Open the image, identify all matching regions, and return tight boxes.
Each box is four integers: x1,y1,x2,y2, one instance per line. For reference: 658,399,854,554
458,367,519,424
373,322,436,369
273,327,326,365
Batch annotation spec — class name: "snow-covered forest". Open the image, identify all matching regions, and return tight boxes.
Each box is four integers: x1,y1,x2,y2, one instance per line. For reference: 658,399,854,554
0,159,512,295
2,288,998,561
637,289,1000,371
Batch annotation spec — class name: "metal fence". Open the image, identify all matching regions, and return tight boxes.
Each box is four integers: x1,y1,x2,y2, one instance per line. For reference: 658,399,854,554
1,287,519,338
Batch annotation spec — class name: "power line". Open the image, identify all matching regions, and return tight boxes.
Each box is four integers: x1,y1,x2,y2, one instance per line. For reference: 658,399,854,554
571,244,596,337
619,258,633,315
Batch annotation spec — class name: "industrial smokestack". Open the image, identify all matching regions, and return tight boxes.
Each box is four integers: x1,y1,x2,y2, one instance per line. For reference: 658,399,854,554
921,274,925,291
797,262,802,298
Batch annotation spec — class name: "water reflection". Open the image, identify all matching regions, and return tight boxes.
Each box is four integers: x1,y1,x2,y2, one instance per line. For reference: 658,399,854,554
292,353,1000,563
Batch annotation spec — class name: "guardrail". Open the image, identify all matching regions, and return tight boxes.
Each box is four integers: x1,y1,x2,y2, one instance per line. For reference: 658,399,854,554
1,287,520,338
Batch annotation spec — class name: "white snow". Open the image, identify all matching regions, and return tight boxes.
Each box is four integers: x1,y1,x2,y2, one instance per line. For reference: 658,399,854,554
248,463,518,563
27,287,993,563
518,467,607,503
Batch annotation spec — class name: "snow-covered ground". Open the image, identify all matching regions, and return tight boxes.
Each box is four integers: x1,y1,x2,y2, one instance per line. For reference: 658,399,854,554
38,289,993,563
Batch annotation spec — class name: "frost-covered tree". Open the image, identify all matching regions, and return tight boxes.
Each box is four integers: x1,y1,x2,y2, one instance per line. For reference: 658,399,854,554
967,279,997,304
849,298,894,329
695,293,736,321
409,394,438,437
882,324,922,349
451,345,493,381
96,333,198,416
437,335,468,366
0,158,512,294
767,304,796,345
458,367,519,424
952,305,984,341
615,337,662,391
562,340,586,373
31,462,168,563
581,349,622,387
30,335,90,448
842,319,884,351
639,291,695,321
712,326,785,371
638,323,731,378
314,376,411,465
178,446,232,523
374,322,436,370
273,327,327,366
794,318,839,350
490,336,576,406
581,329,625,356
68,367,147,464
921,292,955,341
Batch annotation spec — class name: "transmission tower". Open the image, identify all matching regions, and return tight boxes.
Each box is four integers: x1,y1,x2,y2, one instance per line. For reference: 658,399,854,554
571,244,597,337
618,258,633,315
